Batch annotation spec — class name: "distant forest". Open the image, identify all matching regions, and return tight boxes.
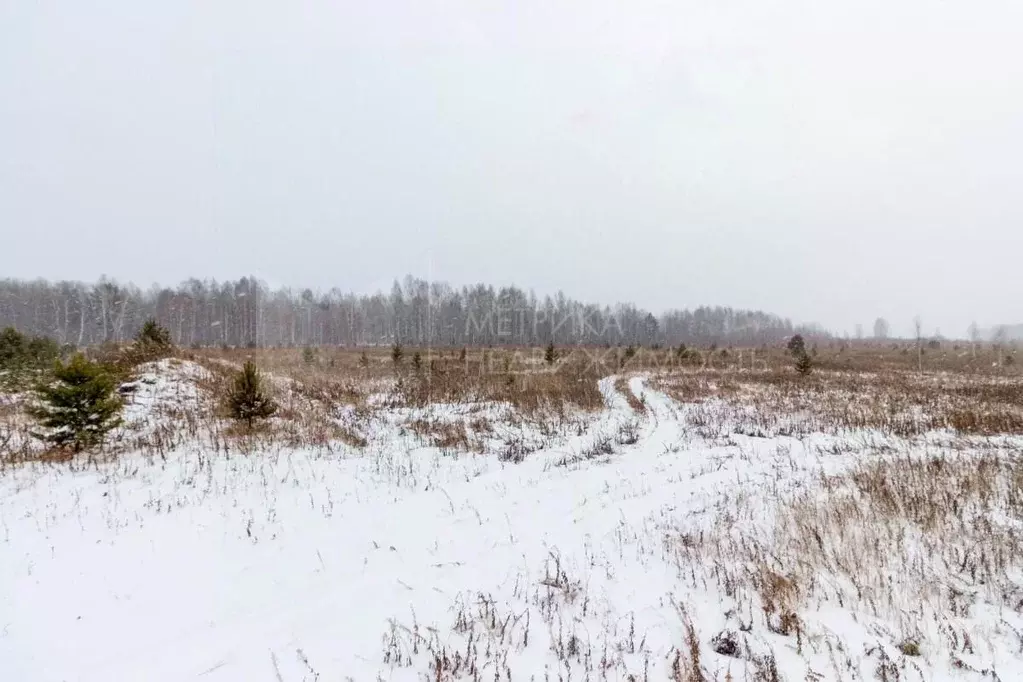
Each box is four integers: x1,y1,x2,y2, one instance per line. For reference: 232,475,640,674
0,276,824,348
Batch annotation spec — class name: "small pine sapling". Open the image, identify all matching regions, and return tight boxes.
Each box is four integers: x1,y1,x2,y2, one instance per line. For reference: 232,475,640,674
545,342,557,366
227,360,278,428
30,354,123,452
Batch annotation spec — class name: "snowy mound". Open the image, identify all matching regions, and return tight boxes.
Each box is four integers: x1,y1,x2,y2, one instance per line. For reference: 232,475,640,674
120,358,208,424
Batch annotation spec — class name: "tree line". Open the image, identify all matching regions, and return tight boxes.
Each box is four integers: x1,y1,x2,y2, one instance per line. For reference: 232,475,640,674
0,276,821,348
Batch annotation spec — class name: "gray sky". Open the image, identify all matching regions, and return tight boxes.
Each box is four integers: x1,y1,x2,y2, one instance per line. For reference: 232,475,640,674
2,0,1021,338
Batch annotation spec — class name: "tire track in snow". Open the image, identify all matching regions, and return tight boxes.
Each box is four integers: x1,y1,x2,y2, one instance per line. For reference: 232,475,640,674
626,374,684,455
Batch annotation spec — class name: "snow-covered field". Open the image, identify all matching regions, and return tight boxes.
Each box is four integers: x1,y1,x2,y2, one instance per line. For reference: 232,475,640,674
2,361,1022,681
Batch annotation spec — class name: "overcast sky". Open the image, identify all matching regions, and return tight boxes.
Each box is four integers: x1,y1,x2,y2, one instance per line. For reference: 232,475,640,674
2,0,1021,337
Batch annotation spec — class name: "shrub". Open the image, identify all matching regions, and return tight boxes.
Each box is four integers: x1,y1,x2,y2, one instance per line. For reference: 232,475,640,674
29,354,123,452
227,360,278,428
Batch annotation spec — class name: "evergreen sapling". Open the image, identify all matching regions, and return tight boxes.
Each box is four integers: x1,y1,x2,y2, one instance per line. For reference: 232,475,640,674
228,360,278,428
30,354,123,452
135,318,173,349
545,342,557,366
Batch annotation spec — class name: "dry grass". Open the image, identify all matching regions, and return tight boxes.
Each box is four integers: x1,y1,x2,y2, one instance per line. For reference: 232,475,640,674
778,452,1023,613
616,375,647,413
196,345,606,413
661,446,1023,678
4,340,1022,468
383,552,656,681
389,351,605,415
600,340,1021,377
0,345,616,466
404,417,478,453
656,365,1023,439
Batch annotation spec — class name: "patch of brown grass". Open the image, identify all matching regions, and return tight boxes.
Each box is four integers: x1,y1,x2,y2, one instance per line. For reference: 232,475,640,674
946,407,1023,435
391,352,605,417
656,365,1023,438
616,376,647,413
405,418,477,453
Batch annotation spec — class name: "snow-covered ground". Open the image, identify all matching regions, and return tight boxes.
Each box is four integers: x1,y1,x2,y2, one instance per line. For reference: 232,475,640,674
1,365,1021,681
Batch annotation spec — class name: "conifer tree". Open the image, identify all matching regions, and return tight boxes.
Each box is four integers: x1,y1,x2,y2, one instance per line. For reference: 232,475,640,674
622,345,637,367
787,334,806,358
391,342,404,366
1,327,59,371
544,342,557,366
26,336,60,366
30,354,123,452
794,350,814,376
135,318,173,349
0,327,27,369
227,360,278,428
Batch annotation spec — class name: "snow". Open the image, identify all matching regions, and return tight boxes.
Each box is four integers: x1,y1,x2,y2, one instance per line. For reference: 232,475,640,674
1,364,1021,681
